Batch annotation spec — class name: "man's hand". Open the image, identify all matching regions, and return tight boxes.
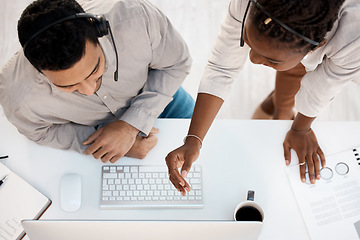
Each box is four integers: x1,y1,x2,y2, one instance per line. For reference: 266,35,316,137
283,128,325,184
83,120,139,163
126,127,160,159
165,137,201,196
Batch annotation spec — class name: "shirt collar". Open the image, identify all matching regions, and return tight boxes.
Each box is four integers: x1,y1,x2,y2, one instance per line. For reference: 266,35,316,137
99,35,116,74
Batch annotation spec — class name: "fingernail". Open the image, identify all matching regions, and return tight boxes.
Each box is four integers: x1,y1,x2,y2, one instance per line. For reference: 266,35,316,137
311,179,315,184
185,187,191,192
179,181,184,187
301,178,306,183
181,170,188,178
317,175,320,180
285,160,290,165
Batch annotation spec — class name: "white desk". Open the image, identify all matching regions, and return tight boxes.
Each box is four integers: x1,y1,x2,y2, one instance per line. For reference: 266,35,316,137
2,113,360,240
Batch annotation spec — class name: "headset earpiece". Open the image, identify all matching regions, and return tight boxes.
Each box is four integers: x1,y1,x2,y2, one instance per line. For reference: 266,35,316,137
91,15,109,37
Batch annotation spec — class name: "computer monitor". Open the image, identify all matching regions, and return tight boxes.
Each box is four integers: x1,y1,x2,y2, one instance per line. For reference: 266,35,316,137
22,220,262,240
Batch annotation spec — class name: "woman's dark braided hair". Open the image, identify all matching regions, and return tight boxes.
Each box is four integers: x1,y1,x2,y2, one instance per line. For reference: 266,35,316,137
249,0,345,52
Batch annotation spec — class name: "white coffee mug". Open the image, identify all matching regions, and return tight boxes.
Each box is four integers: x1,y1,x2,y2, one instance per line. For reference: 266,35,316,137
233,190,264,222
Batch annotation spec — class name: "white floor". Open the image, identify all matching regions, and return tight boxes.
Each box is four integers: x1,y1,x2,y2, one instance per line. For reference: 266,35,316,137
1,0,360,121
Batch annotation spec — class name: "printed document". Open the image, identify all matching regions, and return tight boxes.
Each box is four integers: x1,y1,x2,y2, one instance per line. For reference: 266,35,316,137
286,148,360,240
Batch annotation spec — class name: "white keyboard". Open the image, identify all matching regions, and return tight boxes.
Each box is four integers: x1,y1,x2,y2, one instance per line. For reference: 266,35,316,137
100,165,203,209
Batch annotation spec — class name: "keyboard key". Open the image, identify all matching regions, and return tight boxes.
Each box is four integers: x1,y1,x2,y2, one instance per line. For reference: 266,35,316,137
194,166,201,172
103,191,111,197
103,173,117,179
190,178,201,184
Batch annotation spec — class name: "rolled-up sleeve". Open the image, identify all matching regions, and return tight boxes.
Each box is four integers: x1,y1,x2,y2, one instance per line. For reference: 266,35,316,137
296,37,360,117
5,103,96,152
199,0,250,100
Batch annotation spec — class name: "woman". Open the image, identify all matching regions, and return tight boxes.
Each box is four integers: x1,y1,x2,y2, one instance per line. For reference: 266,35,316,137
165,0,360,196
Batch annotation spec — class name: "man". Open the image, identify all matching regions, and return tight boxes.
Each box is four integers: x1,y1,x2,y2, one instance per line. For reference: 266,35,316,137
0,0,194,163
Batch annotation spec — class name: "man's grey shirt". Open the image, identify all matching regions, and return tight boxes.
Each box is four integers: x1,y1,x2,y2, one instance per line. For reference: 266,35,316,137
0,0,192,152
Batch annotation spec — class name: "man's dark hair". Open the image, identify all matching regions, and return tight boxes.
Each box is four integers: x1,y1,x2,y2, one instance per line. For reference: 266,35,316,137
18,0,99,71
250,0,345,52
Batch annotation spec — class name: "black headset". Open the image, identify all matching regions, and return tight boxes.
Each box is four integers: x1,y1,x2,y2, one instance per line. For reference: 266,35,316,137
23,13,119,81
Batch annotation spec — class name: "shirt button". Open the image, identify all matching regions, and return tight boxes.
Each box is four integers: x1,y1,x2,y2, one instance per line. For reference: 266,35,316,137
103,95,107,99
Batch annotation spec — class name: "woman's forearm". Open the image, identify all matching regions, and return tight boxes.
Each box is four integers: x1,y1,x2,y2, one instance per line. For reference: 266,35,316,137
185,93,224,146
291,112,316,132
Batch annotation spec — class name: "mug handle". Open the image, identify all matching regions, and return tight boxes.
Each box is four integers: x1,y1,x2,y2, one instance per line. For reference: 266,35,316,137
247,190,255,201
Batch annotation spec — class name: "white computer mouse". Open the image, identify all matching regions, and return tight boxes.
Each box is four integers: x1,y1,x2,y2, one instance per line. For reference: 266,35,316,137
60,173,82,212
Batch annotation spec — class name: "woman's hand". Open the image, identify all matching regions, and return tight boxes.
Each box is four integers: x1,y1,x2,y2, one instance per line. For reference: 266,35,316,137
283,127,325,184
165,137,201,196
284,113,326,184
